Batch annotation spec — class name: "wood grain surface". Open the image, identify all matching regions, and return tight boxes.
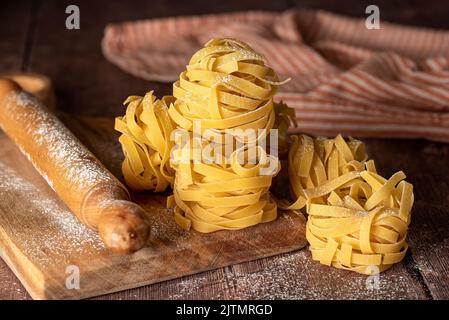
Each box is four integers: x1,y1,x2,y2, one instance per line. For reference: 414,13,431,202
1,0,449,300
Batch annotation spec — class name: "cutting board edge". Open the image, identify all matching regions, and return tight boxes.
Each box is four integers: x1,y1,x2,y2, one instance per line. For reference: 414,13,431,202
0,207,308,300
0,116,309,300
0,227,47,300
58,244,307,300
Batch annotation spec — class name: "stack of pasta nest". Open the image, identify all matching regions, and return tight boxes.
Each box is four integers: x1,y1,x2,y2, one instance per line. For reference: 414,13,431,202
115,38,414,275
116,38,291,233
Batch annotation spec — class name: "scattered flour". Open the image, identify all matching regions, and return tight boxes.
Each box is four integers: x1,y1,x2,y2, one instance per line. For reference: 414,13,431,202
0,162,105,267
165,250,425,300
5,92,114,191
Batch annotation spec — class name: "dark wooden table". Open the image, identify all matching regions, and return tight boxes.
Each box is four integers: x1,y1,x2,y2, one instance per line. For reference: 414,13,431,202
1,0,448,300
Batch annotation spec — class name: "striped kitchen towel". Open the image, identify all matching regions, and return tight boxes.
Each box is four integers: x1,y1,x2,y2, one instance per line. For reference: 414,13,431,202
102,10,449,142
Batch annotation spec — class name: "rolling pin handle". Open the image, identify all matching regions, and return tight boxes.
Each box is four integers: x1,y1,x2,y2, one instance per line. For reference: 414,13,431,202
0,78,21,101
98,200,151,254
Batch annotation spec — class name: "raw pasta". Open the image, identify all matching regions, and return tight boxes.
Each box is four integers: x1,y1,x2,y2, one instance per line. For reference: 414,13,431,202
115,92,176,192
168,38,289,232
115,38,291,233
114,37,414,274
283,134,414,274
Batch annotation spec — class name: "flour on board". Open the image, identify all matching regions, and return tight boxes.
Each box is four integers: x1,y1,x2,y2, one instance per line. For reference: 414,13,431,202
0,162,105,266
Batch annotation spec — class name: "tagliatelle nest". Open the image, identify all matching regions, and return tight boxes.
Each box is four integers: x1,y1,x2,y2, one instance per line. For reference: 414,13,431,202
116,38,290,233
281,134,414,274
115,92,176,192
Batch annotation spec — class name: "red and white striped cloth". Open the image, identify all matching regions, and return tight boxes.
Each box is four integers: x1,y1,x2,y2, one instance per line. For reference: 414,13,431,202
102,10,449,142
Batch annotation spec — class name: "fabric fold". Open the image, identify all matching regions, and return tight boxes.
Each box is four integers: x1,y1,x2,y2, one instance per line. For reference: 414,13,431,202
102,9,449,142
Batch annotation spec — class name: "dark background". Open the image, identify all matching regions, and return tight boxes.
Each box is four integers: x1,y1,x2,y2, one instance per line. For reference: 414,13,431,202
1,0,449,299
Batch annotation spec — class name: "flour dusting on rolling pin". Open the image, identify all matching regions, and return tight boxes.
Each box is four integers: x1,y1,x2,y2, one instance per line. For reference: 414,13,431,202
0,78,150,253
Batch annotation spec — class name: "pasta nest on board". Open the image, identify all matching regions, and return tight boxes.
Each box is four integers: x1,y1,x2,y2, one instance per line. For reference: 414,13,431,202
168,38,290,233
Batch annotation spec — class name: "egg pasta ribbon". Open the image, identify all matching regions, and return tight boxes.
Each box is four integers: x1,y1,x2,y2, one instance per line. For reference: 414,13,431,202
167,38,289,232
115,91,176,192
168,144,280,233
283,134,414,274
114,38,413,274
115,38,292,233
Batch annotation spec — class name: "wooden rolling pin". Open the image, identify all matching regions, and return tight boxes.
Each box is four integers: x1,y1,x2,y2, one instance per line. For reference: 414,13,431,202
1,73,55,109
0,78,150,253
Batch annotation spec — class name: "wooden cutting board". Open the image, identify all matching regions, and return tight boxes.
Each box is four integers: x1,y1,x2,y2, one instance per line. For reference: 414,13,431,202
0,114,307,300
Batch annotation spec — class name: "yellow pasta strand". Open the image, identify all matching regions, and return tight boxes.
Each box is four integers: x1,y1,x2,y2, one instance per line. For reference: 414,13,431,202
284,134,414,275
114,37,414,277
115,38,293,234
115,91,176,192
169,38,289,233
